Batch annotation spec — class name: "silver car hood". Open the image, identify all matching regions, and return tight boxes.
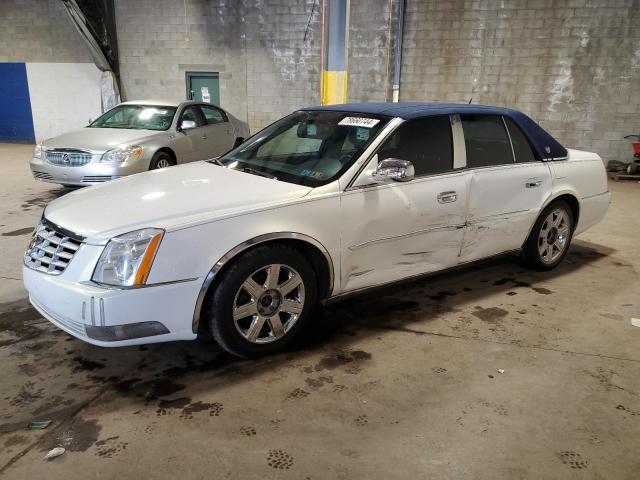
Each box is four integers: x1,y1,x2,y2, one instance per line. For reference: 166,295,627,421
44,162,312,243
42,128,163,153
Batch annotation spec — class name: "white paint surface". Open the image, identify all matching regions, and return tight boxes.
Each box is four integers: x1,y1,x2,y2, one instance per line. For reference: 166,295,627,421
26,62,102,142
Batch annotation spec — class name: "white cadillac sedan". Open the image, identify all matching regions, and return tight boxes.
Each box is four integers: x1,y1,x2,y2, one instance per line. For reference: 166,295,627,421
23,103,610,357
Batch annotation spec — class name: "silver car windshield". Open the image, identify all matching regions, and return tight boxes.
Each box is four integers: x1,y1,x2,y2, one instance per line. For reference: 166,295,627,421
215,111,389,187
89,105,177,131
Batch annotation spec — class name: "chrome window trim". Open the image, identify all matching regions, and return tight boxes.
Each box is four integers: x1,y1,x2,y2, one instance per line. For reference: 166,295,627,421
501,115,517,163
191,232,336,334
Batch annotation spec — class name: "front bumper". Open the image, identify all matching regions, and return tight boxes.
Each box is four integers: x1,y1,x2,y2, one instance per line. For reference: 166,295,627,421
30,156,149,186
23,265,199,347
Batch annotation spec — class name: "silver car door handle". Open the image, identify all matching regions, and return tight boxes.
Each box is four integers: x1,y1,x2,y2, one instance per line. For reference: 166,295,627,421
201,135,207,140
526,180,542,188
437,191,457,203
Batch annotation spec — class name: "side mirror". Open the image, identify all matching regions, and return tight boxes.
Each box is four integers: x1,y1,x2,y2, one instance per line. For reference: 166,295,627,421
372,158,415,183
179,120,197,131
88,118,94,124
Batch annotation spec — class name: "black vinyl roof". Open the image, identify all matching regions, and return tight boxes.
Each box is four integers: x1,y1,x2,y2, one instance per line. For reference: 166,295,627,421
301,102,568,160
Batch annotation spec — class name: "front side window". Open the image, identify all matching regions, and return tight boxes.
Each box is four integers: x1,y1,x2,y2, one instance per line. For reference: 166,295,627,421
90,105,176,131
377,116,453,176
201,105,227,125
215,111,389,187
180,106,206,127
461,115,513,168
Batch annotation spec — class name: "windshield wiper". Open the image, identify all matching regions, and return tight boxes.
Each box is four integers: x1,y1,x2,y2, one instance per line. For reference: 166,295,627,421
241,167,278,180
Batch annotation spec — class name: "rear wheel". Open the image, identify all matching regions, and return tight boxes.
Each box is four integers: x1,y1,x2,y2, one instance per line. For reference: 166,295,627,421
627,162,638,175
205,245,317,357
522,200,574,271
149,151,174,170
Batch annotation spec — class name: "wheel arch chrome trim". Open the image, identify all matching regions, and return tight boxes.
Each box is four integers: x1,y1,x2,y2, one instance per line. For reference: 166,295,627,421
191,232,336,334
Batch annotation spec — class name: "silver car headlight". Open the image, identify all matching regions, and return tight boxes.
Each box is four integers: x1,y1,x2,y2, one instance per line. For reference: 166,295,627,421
101,145,142,163
33,143,43,159
92,228,164,287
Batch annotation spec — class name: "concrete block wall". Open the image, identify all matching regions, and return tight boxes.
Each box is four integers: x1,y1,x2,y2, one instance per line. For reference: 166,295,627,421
0,0,92,63
115,0,321,132
399,0,640,162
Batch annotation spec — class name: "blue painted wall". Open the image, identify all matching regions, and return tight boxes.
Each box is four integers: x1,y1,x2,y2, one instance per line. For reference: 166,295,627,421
0,63,35,143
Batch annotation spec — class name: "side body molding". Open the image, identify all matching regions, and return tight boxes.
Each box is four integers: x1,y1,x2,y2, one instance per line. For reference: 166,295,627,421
192,232,336,333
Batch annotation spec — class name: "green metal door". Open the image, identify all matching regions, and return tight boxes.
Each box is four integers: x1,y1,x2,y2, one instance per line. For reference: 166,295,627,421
186,72,220,105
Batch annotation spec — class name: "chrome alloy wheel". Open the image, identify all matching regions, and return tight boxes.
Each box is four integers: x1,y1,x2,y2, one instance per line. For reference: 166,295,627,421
538,208,571,264
232,264,305,344
155,158,172,169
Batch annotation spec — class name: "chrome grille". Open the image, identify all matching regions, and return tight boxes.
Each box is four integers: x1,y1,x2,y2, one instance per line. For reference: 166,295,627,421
24,220,83,275
82,175,116,183
46,149,92,167
32,171,54,180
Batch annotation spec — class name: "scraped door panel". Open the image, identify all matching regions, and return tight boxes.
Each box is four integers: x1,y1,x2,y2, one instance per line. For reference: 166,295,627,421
460,163,552,262
340,171,471,292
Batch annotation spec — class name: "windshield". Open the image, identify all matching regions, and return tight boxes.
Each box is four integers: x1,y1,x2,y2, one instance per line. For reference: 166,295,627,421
215,111,389,187
89,105,177,131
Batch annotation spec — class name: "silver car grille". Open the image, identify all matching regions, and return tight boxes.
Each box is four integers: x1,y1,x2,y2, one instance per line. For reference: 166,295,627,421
46,149,92,167
32,171,54,180
24,220,84,275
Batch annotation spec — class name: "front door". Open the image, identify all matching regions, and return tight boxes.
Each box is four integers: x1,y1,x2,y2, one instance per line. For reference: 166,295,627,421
186,72,220,105
199,104,235,158
458,114,552,262
173,105,209,163
340,116,471,293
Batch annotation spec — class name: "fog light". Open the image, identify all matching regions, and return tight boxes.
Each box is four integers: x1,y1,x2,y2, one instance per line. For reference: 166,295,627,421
85,321,169,341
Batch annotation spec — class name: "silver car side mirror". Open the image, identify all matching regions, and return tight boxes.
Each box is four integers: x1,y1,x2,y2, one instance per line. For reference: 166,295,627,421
372,158,415,183
180,120,197,130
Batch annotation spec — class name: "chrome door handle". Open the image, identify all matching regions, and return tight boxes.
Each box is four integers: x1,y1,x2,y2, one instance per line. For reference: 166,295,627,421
526,180,542,188
201,135,207,140
437,191,457,203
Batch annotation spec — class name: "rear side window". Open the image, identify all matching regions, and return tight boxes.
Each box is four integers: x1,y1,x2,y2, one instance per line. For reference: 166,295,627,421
504,117,537,163
461,115,513,168
377,116,453,176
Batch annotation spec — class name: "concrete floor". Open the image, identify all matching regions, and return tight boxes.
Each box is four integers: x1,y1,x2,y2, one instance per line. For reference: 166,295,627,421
0,142,639,479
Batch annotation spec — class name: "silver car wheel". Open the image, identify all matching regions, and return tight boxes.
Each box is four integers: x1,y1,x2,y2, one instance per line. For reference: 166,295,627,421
232,264,305,344
537,208,571,264
155,158,172,169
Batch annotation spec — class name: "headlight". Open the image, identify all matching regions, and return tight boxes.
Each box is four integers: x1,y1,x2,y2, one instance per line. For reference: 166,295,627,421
101,145,142,163
92,228,164,287
33,143,43,159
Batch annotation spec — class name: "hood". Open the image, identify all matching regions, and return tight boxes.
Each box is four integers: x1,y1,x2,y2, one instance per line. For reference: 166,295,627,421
44,162,312,243
42,128,163,153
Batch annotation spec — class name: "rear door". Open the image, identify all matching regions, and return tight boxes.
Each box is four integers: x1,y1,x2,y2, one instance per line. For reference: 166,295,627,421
199,105,235,158
459,114,552,262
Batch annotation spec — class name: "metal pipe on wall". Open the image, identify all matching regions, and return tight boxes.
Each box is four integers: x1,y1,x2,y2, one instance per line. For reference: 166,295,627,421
390,0,405,103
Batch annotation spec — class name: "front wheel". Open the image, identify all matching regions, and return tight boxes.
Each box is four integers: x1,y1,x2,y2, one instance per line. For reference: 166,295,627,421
205,245,318,357
149,151,174,170
627,162,638,175
522,200,574,271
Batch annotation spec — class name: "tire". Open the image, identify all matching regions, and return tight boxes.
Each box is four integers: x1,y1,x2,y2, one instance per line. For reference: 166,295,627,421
627,162,638,175
205,244,318,358
522,200,574,271
149,151,175,170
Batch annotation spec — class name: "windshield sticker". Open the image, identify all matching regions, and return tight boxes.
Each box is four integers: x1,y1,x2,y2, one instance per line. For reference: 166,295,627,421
338,117,380,128
300,169,325,179
306,122,317,136
356,127,370,141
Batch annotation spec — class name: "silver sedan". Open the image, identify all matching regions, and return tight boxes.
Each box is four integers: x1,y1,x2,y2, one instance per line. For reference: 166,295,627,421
29,100,250,187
